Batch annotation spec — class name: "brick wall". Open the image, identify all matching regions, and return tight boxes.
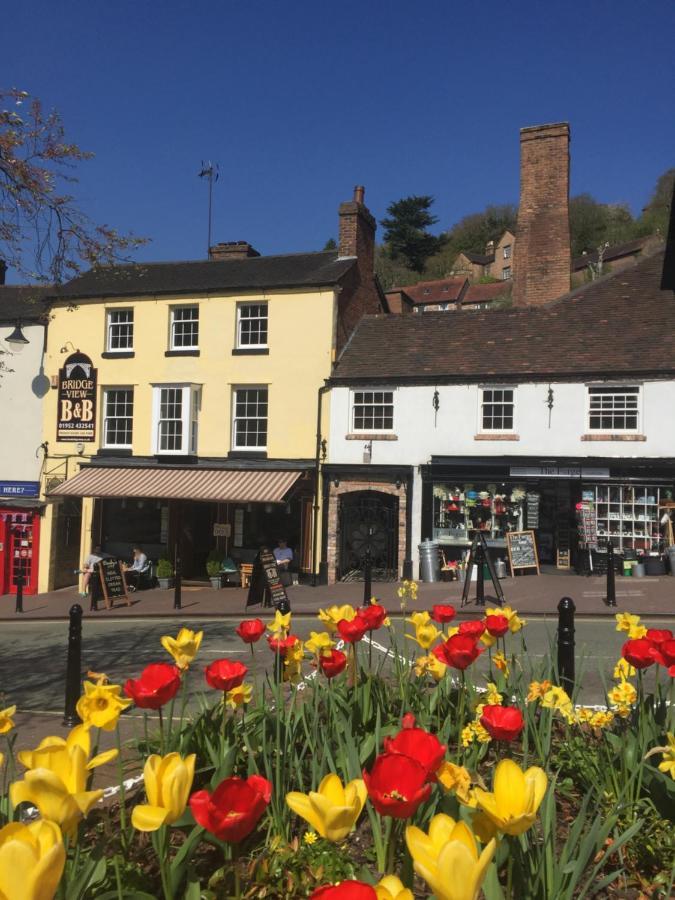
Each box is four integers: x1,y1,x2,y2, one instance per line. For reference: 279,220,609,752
326,479,406,584
513,123,571,306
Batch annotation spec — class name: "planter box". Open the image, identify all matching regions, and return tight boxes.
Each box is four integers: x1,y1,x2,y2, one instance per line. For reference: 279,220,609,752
158,577,174,590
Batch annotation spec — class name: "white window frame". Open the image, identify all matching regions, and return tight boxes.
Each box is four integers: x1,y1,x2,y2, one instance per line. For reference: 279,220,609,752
502,266,512,280
102,387,134,448
503,244,512,259
236,302,268,348
106,309,134,352
169,305,199,350
151,384,201,455
480,386,516,433
350,389,395,433
586,384,640,433
232,386,268,450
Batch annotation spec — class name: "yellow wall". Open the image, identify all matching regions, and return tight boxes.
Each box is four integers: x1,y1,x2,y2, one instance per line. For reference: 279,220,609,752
38,287,337,590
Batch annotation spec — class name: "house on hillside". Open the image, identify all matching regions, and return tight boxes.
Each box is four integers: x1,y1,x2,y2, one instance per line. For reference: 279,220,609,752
384,276,510,313
451,230,516,282
571,235,663,285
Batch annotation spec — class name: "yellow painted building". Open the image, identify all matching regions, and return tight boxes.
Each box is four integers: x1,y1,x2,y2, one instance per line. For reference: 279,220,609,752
38,189,382,591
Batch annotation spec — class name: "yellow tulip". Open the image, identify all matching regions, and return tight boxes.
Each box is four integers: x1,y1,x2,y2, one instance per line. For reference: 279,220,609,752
267,610,292,635
317,605,356,633
0,819,65,900
405,611,430,628
305,631,335,657
437,762,476,807
12,725,117,837
405,814,496,900
131,752,196,832
76,680,132,731
657,733,675,779
375,874,414,900
161,627,203,670
406,621,441,650
486,605,525,632
286,773,366,842
480,631,497,648
473,758,547,836
226,683,252,709
0,705,16,735
414,654,447,681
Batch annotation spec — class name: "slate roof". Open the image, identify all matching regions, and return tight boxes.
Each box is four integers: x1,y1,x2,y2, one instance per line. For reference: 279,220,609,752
462,251,494,265
387,277,468,305
461,282,511,304
51,250,356,300
0,285,52,323
332,250,672,382
572,237,650,271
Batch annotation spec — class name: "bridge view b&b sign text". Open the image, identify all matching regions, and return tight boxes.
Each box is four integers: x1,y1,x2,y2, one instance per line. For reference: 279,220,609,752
57,352,97,442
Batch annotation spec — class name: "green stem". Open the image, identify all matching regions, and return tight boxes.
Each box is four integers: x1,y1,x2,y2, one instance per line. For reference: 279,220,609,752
456,671,466,761
115,726,128,852
158,707,165,755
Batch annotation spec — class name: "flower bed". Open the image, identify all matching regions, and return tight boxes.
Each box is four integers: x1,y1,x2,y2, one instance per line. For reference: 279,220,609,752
0,597,673,898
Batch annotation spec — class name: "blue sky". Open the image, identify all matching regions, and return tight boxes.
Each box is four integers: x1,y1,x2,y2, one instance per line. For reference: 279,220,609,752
5,0,675,273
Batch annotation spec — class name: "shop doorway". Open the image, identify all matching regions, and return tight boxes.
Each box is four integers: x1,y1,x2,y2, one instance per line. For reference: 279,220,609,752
51,499,82,589
337,490,399,582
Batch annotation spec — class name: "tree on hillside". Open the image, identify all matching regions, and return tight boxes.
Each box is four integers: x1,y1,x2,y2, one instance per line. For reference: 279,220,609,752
639,168,675,237
380,195,446,273
0,88,146,283
568,194,637,257
443,204,517,258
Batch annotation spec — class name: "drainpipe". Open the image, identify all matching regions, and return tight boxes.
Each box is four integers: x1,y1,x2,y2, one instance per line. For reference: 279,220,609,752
312,383,330,586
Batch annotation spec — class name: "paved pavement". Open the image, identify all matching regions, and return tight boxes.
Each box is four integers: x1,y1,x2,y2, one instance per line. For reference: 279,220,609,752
1,569,674,622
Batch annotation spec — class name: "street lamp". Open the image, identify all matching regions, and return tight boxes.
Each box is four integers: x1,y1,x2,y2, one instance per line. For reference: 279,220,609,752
5,321,29,352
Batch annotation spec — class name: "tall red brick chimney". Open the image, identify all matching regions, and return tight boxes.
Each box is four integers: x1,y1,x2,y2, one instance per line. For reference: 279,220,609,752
339,185,376,270
512,123,571,306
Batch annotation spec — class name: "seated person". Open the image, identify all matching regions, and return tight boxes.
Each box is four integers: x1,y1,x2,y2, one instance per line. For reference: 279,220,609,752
79,545,103,597
273,538,294,586
123,546,148,591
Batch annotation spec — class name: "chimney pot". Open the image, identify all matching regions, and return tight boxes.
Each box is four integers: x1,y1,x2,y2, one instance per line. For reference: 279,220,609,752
354,185,365,205
208,241,261,260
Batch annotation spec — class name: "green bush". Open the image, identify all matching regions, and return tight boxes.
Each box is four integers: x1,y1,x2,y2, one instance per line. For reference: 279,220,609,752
156,558,173,578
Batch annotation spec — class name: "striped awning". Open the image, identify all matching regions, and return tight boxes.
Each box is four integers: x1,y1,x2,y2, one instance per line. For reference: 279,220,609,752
50,466,303,503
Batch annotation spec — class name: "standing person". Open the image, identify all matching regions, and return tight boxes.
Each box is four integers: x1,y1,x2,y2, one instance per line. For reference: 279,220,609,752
123,546,148,591
79,545,102,596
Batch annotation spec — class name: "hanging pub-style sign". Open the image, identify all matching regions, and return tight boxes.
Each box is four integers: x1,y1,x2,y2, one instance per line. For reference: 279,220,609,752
56,352,97,442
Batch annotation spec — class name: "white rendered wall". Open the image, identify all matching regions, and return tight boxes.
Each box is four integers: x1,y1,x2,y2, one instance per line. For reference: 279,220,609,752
0,324,46,483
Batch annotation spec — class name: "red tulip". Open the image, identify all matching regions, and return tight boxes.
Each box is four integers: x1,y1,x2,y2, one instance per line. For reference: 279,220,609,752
358,604,388,631
433,634,484,670
458,620,486,639
310,883,376,899
480,705,525,742
485,614,510,637
431,604,456,624
622,638,656,670
204,659,248,692
190,774,271,843
384,726,446,778
363,752,431,818
337,616,369,644
645,628,673,646
124,663,181,709
235,618,266,644
318,649,347,679
649,638,675,673
267,634,299,654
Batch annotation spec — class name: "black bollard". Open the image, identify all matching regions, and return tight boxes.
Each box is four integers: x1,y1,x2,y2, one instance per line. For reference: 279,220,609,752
476,544,485,606
63,604,83,727
605,542,617,607
363,548,373,607
557,596,576,695
15,573,24,614
173,556,182,610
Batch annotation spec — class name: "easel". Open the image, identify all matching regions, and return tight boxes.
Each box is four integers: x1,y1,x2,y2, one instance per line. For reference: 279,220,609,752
460,533,504,608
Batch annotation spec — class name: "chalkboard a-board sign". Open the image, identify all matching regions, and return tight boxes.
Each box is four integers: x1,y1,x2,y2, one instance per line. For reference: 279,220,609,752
246,547,290,610
526,492,540,529
97,558,131,608
506,530,540,576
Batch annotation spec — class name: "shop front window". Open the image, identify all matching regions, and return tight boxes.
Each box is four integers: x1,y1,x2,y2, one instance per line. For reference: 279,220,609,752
432,483,525,545
587,386,639,432
481,387,514,431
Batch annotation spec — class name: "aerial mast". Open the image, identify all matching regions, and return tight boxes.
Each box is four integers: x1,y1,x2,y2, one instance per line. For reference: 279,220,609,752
198,161,219,256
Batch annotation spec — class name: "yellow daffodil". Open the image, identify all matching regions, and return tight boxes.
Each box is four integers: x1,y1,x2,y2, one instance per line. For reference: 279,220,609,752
527,680,552,703
267,610,292,635
405,814,496,900
486,605,526,632
376,874,414,900
0,705,16,735
317,605,356,633
614,703,632,719
131,752,196,832
613,658,636,680
541,685,573,717
286,773,366,842
615,612,641,634
574,707,594,725
628,624,648,639
0,819,65,900
589,710,614,729
76,680,132,731
86,670,109,684
608,680,637,708
12,725,117,837
480,631,497,648
493,651,509,675
461,722,491,747
406,621,441,650
226,683,252,709
437,762,476,807
305,631,335,657
657,733,675,779
485,682,502,705
473,758,547,836
303,830,318,845
160,627,203,670
414,654,447,681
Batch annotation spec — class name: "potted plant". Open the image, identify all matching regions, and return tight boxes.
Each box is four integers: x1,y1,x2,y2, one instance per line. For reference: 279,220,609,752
156,558,174,590
206,551,223,589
